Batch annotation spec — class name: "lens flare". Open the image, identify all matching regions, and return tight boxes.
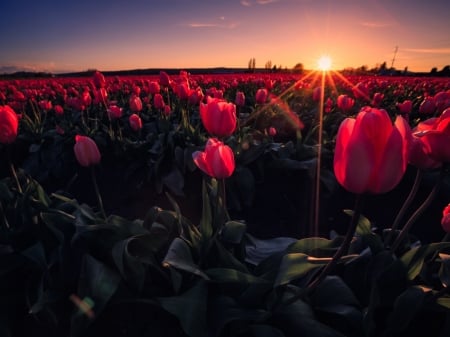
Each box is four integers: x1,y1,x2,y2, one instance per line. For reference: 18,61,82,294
317,55,332,71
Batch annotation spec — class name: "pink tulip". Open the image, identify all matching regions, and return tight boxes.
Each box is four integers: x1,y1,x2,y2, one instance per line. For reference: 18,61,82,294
153,93,165,110
200,96,236,138
74,135,101,167
417,108,450,162
129,95,143,113
334,107,409,194
107,105,123,120
129,113,142,131
192,138,235,179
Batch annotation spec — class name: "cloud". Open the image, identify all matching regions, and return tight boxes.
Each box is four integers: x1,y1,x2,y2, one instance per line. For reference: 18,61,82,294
359,21,393,28
403,47,450,54
240,0,280,6
184,17,239,29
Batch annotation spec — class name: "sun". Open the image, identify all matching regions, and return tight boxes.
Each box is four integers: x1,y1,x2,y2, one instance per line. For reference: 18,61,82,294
317,55,332,71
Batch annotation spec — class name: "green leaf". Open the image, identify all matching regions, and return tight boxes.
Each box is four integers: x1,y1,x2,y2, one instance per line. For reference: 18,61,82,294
438,253,450,287
385,286,429,334
274,253,326,287
221,221,246,244
400,242,450,280
158,281,208,337
205,268,270,284
436,296,450,309
287,237,339,256
163,238,209,280
0,181,13,201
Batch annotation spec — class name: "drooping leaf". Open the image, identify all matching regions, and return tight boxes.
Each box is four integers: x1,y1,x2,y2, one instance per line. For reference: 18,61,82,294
162,238,209,280
400,242,450,280
158,281,208,337
221,220,246,244
274,253,326,287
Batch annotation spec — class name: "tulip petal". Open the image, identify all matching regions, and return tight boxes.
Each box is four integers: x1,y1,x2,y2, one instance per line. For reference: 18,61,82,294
334,118,373,194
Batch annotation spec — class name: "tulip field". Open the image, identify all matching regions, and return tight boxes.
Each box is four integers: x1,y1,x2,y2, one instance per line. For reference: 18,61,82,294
0,70,450,337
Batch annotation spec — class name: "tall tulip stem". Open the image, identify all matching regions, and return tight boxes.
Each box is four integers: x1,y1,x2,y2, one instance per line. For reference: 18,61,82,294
312,70,326,236
307,194,363,292
90,167,106,220
386,168,424,246
391,167,445,254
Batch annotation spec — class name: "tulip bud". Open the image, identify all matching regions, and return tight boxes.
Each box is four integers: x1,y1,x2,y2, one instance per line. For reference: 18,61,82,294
129,113,143,132
74,135,101,167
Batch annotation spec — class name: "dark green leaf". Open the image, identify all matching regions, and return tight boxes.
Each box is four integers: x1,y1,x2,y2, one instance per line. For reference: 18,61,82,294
21,242,47,270
274,253,326,287
158,281,208,337
221,221,246,244
163,238,209,280
438,253,450,287
248,324,285,337
400,242,450,280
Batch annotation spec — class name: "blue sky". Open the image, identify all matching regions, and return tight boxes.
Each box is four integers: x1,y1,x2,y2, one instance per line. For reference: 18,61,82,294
1,0,449,73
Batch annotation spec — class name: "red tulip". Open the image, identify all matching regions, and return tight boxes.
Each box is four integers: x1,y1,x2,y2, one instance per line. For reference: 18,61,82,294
74,135,101,167
372,92,384,107
129,95,143,113
159,71,171,87
255,88,268,104
107,105,123,120
396,100,412,114
93,71,106,88
200,96,236,137
334,107,409,194
442,204,450,233
419,97,435,115
54,104,64,116
0,105,19,144
153,93,165,110
235,91,245,107
129,113,142,131
192,138,235,179
148,81,160,95
312,87,322,102
417,108,450,162
337,95,354,114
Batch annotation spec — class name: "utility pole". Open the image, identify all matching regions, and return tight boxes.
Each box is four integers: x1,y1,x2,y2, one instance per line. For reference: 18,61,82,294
391,46,398,69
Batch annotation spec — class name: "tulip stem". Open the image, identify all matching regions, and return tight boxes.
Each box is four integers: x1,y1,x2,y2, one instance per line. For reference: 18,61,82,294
277,195,363,311
391,167,445,254
7,147,22,194
91,167,107,220
386,168,423,247
307,194,363,293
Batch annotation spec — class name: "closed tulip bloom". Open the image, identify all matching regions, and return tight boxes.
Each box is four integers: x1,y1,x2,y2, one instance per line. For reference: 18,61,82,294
334,107,409,194
255,88,268,104
235,91,245,107
107,105,123,120
153,93,165,110
397,100,413,114
372,92,384,107
0,105,19,144
148,81,160,95
312,87,322,102
74,135,101,167
129,95,143,113
337,95,354,114
419,97,435,115
442,204,450,233
159,71,171,87
192,138,235,179
418,108,450,162
200,96,236,137
129,113,142,131
93,71,106,88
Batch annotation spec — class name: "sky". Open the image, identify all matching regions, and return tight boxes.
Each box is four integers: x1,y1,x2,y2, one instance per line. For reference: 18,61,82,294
1,0,449,74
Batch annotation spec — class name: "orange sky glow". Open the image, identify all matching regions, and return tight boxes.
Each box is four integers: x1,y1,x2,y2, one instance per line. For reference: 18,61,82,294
1,0,449,74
